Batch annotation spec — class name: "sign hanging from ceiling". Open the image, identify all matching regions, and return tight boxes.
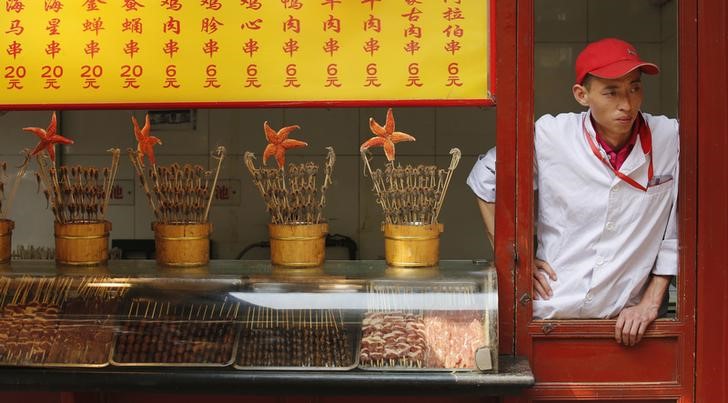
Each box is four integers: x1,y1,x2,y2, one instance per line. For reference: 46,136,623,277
0,0,493,108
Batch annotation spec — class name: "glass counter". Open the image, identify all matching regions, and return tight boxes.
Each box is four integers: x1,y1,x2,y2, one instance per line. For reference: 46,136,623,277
0,260,532,396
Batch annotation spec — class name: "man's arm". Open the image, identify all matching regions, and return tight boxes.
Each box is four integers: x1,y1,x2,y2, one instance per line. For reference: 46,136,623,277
475,198,495,248
614,274,671,346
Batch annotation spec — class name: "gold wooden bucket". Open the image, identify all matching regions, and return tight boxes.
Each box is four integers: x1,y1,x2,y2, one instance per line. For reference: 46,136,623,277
0,219,14,264
383,223,444,267
55,220,111,266
269,223,328,268
153,222,212,267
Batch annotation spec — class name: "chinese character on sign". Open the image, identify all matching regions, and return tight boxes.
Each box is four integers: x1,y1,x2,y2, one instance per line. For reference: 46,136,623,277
406,62,423,87
43,78,60,90
45,40,61,58
7,79,23,90
324,63,341,87
122,18,143,34
161,0,182,11
123,77,140,88
364,63,381,87
124,40,140,58
360,0,380,11
47,18,60,35
322,38,339,56
404,24,421,38
321,0,340,10
281,0,302,10
163,64,180,88
401,7,422,22
84,40,101,58
404,0,421,5
83,0,106,11
123,0,144,11
282,38,299,57
323,15,340,32
6,41,22,59
241,18,262,30
201,17,223,34
404,40,420,55
82,18,104,36
6,0,25,13
201,0,221,10
202,39,219,57
283,15,300,33
163,39,179,58
242,38,259,57
442,24,463,37
83,78,100,89
240,0,261,10
5,20,23,35
163,16,181,34
443,7,464,21
444,40,461,55
446,62,463,87
203,64,220,88
362,37,379,56
44,0,63,12
245,63,261,87
363,15,381,32
284,63,301,87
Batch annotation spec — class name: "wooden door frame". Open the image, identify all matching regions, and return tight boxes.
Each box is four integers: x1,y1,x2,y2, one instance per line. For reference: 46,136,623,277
495,0,698,400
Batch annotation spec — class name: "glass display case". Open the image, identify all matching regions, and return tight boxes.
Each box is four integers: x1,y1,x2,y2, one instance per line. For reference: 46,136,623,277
0,260,497,373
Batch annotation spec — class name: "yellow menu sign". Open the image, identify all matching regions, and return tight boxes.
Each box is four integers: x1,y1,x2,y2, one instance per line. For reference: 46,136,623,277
1,0,492,108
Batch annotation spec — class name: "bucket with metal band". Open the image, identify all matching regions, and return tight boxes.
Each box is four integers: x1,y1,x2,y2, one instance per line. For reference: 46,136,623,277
153,222,212,267
0,219,14,264
269,223,327,268
55,220,111,266
383,222,444,267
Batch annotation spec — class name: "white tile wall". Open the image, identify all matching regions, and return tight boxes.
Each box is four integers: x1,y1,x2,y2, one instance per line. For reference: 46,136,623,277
0,0,678,262
587,0,662,42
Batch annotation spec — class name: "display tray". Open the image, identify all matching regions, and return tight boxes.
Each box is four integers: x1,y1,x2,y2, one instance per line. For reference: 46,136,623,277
110,297,240,367
358,280,490,372
0,276,124,368
234,304,359,370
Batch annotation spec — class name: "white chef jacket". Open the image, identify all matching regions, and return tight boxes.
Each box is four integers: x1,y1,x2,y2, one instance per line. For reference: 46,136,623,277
467,111,679,319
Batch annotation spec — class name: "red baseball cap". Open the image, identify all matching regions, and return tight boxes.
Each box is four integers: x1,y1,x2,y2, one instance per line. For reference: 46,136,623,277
575,38,659,84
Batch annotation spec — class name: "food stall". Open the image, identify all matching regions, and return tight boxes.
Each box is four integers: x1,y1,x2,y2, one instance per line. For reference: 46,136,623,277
1,0,727,402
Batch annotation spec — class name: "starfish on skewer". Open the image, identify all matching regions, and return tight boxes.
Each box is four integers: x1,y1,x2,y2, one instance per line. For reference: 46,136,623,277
22,112,74,162
360,108,416,162
132,114,163,166
262,121,307,168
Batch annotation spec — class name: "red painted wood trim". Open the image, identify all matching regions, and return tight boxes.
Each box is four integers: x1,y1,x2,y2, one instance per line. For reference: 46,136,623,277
493,0,518,355
696,0,728,401
678,0,699,402
514,0,535,358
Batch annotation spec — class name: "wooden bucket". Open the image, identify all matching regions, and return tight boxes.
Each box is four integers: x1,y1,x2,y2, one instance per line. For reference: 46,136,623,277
153,222,212,267
383,223,444,267
0,219,14,264
269,223,328,267
55,221,111,266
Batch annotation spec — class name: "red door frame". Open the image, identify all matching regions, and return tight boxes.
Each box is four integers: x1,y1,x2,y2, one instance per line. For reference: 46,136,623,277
494,0,698,400
695,0,728,401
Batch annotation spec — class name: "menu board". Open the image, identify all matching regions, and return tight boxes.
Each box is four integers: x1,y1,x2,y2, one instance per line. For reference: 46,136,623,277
1,0,492,108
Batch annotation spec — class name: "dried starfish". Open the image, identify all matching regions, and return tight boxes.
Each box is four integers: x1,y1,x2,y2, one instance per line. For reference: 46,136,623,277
262,121,307,168
132,114,163,166
22,112,74,162
360,108,415,161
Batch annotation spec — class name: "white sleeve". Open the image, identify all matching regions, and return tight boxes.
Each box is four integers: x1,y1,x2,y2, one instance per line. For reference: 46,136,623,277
652,121,679,276
466,147,497,202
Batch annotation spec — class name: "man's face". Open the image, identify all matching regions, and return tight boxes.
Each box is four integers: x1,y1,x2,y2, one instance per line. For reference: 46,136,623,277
572,70,644,138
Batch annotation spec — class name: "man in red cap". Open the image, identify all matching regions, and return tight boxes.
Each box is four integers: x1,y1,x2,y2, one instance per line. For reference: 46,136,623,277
468,38,678,346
